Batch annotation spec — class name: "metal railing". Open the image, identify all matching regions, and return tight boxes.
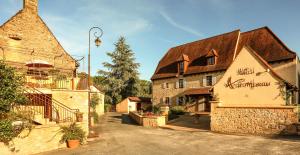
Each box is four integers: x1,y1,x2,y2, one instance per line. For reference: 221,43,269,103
24,85,80,123
25,76,89,90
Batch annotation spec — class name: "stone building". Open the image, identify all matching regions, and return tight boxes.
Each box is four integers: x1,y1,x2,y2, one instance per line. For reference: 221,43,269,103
0,0,104,154
151,27,299,113
116,97,152,113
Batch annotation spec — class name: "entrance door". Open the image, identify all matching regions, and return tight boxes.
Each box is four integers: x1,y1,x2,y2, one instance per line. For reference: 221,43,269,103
136,103,142,111
204,96,211,112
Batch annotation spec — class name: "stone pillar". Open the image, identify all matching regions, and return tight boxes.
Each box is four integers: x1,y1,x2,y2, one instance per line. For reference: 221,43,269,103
210,101,221,114
160,105,169,116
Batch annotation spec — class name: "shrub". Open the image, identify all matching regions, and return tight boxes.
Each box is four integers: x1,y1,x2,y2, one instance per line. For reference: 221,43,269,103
90,94,100,110
0,119,15,144
60,123,86,144
0,61,28,113
92,112,99,124
104,104,112,112
170,106,185,115
152,105,161,115
0,112,33,144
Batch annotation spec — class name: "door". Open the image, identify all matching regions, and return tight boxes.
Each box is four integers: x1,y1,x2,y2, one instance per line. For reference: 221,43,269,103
204,96,211,112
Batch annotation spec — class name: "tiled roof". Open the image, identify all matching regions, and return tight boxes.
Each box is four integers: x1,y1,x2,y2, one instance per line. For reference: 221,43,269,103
183,87,212,95
128,97,152,103
151,27,296,80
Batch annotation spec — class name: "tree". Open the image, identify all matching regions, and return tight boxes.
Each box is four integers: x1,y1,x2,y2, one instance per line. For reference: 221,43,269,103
137,80,152,98
0,61,27,113
98,37,140,104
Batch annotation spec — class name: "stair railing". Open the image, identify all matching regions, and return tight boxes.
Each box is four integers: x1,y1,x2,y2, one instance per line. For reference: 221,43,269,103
24,85,79,123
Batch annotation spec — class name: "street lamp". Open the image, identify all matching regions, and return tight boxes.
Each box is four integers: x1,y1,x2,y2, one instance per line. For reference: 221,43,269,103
88,27,103,133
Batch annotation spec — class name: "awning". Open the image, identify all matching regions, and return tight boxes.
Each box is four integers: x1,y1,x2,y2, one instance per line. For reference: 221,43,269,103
183,87,212,95
25,60,53,68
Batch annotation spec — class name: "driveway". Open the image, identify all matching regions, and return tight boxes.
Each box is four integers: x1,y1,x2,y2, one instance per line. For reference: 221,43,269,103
40,112,300,155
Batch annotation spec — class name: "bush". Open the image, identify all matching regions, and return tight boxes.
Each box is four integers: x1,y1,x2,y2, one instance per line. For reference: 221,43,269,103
0,61,28,113
104,104,112,112
0,119,15,144
60,123,86,144
0,112,33,144
90,94,100,110
152,105,161,115
170,106,185,115
92,112,99,124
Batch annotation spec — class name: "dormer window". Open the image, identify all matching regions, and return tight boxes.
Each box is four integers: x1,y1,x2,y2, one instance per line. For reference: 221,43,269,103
206,49,218,65
179,61,184,74
207,56,215,65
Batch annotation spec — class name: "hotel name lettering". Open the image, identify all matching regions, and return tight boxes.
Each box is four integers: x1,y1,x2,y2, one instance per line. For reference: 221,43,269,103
225,67,270,89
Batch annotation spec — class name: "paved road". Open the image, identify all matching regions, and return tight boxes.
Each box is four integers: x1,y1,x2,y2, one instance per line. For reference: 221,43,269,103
40,113,300,155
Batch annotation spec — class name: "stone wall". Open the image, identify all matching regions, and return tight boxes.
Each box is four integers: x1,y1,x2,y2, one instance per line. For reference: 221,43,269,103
0,122,86,155
152,71,224,105
129,112,166,127
52,90,89,132
211,105,298,135
0,0,76,75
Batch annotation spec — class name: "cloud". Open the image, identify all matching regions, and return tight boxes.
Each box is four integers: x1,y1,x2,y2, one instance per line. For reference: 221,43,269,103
159,11,203,37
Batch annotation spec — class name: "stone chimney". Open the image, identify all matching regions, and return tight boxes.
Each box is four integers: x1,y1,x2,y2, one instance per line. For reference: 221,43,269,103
23,0,38,13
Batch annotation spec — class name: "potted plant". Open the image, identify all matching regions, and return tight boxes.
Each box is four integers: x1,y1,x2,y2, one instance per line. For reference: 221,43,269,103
60,123,86,148
76,112,83,122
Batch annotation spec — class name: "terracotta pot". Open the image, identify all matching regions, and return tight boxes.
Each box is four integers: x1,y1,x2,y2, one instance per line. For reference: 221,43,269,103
67,140,80,148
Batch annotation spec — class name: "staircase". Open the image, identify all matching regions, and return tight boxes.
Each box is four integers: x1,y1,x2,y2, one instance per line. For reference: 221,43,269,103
15,86,80,125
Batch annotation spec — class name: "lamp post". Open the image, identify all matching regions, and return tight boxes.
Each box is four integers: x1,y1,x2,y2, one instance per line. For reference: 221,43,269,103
88,27,103,132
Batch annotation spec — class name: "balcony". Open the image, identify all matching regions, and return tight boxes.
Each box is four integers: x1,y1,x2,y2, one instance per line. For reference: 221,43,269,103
25,75,88,90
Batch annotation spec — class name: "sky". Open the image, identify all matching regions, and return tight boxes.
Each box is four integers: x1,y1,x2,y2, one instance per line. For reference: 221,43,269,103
0,0,300,80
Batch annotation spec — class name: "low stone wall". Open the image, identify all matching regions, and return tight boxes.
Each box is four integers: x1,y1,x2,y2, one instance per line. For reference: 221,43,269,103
0,122,87,155
129,111,143,125
211,105,299,135
129,112,166,127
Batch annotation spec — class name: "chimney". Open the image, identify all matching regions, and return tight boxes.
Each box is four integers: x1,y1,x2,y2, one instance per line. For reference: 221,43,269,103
23,0,38,13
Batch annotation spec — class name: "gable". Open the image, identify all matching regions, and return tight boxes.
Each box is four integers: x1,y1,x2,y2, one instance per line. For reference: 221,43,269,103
214,46,286,106
0,10,76,73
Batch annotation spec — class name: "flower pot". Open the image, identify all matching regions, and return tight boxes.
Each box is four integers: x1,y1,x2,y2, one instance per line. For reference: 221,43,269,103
76,113,83,122
67,140,80,148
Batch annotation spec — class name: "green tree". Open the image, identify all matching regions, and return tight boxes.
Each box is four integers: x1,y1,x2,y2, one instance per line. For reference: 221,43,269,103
137,80,152,97
0,61,27,113
98,37,140,104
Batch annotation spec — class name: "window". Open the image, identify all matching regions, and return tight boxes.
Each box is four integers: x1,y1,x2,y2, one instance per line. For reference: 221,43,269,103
179,79,184,88
179,62,184,74
207,56,215,65
166,83,169,88
206,76,212,86
165,97,170,105
178,96,184,105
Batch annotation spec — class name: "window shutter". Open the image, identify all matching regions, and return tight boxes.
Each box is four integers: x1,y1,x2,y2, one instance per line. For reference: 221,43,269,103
212,76,217,85
183,80,187,88
202,77,206,87
162,83,165,89
175,81,179,89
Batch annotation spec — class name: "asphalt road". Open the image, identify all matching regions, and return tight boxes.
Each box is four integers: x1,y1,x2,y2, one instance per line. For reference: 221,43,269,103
39,112,300,155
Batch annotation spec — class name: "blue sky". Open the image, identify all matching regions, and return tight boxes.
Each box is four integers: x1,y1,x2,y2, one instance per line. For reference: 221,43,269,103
1,0,300,80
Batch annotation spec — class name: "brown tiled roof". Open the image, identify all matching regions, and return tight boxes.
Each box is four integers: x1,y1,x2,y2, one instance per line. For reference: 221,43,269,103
183,87,212,95
128,97,152,103
237,27,296,62
151,27,296,80
177,54,190,62
206,49,218,57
